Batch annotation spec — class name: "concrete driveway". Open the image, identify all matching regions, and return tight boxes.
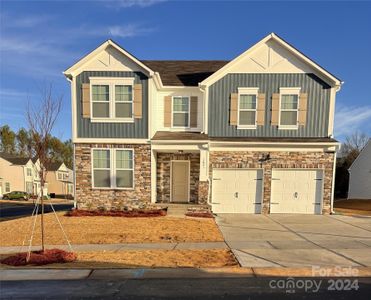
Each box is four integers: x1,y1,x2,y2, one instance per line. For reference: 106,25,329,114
215,214,371,268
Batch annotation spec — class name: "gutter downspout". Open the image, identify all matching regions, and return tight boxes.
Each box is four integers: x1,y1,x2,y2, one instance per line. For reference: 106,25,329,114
73,144,77,209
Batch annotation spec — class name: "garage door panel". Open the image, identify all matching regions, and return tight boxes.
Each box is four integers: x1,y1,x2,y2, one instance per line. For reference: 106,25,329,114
271,169,323,214
212,169,262,214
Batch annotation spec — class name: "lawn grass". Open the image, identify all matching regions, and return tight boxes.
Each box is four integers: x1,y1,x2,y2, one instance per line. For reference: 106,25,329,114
0,212,224,246
0,249,237,269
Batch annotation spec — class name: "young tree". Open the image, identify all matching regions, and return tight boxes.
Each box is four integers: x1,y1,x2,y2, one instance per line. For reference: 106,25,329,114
26,84,62,252
0,125,16,154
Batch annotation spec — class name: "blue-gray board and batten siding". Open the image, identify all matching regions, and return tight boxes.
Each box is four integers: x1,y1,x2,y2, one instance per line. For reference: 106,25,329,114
208,73,331,138
76,71,148,138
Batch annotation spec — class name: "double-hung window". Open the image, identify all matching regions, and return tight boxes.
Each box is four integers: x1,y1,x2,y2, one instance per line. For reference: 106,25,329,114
92,85,110,118
27,168,32,176
238,87,259,128
92,149,134,189
115,85,133,118
90,78,135,121
279,88,300,129
172,96,190,128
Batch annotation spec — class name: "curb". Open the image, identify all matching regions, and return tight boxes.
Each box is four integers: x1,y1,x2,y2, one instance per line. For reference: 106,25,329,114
1,267,371,281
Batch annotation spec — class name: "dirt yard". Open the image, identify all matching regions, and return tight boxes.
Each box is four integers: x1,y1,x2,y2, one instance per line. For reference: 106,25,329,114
334,199,371,216
0,249,238,269
0,213,224,246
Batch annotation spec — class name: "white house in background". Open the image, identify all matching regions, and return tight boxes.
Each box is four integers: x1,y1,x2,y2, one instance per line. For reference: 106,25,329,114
348,139,371,199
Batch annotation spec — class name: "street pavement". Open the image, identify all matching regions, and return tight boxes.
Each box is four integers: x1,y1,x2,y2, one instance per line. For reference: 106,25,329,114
0,201,73,221
215,214,371,268
1,277,370,299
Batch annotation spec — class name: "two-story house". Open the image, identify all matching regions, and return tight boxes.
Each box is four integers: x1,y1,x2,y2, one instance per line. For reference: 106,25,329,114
64,33,341,214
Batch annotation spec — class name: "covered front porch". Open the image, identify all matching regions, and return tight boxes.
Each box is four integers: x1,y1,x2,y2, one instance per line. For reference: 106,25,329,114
150,132,209,205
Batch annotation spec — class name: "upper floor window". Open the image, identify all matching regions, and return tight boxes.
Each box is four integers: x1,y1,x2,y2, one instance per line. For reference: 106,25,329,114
172,96,190,128
279,88,300,129
92,85,110,118
237,87,259,128
90,78,135,122
92,148,134,189
115,85,133,118
5,182,10,193
26,168,32,176
58,172,63,180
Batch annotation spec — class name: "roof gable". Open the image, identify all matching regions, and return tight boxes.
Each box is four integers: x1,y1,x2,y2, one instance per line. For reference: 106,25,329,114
349,139,371,171
200,33,342,87
64,40,154,78
0,153,31,165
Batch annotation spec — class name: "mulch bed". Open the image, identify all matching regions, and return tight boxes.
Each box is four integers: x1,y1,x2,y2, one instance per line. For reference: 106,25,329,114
65,208,167,218
0,249,77,266
185,211,214,218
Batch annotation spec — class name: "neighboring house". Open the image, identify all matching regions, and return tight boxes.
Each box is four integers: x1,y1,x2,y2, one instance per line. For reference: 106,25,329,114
64,33,342,214
0,153,37,196
45,162,74,197
348,139,371,199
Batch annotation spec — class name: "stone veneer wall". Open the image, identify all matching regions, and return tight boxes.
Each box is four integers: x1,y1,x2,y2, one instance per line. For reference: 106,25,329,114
75,143,151,210
156,153,201,203
209,151,335,214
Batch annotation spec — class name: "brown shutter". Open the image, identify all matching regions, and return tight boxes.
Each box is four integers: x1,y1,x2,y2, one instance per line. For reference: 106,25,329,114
81,83,90,118
256,93,265,126
164,96,172,127
298,93,308,126
271,93,280,126
133,84,142,119
190,96,198,128
230,93,238,125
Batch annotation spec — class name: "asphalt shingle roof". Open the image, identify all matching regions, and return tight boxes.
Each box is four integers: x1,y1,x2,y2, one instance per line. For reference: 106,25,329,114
142,60,229,86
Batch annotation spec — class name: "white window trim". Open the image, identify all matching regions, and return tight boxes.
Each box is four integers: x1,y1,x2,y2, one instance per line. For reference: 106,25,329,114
26,168,32,176
91,148,135,190
171,96,190,129
237,87,259,129
278,87,301,130
89,77,135,123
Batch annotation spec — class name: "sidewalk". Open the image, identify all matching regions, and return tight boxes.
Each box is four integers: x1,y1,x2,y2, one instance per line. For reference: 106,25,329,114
0,241,228,254
2,266,371,281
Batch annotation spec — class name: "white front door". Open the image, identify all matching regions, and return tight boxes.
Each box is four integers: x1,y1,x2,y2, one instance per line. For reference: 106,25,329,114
212,169,263,213
270,169,323,214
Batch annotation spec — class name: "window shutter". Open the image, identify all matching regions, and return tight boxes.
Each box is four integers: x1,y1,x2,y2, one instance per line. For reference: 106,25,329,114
133,84,142,119
257,93,266,126
190,96,198,128
230,93,238,126
81,83,90,118
298,93,308,126
271,93,280,126
164,96,172,127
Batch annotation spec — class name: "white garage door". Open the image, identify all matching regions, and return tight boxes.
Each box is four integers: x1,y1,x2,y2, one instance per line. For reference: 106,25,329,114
212,169,263,213
270,169,323,214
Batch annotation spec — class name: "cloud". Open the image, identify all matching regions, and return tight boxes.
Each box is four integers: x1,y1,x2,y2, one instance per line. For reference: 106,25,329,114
334,104,371,138
108,24,155,38
106,0,166,8
0,12,51,28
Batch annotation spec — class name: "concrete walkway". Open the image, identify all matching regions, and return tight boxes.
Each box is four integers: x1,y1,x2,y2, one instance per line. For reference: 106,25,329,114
0,241,228,254
215,214,371,268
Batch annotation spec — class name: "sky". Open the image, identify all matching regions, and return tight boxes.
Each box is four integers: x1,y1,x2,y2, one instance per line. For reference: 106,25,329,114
0,0,370,142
